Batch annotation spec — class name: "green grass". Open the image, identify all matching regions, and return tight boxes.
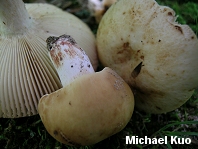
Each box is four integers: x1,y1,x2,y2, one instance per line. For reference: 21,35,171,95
156,0,198,35
1,0,198,149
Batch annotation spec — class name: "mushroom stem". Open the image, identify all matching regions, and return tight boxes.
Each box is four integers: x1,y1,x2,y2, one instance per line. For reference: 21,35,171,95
0,0,33,36
46,34,95,87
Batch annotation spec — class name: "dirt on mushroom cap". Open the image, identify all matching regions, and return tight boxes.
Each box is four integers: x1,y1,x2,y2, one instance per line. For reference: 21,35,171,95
96,0,198,113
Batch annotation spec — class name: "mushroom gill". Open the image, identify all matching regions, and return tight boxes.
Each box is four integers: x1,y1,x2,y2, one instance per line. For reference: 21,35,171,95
0,35,61,117
0,0,97,118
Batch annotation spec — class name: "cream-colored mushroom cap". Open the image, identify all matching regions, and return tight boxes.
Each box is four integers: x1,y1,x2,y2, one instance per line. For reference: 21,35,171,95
0,0,97,118
38,67,134,146
97,0,198,113
38,35,134,146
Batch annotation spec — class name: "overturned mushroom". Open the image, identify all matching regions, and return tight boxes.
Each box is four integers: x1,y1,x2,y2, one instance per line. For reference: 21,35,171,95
0,0,97,117
38,34,134,146
96,0,198,113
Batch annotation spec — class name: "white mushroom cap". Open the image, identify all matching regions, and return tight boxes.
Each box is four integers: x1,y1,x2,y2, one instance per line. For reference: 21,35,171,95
96,0,198,113
0,0,97,117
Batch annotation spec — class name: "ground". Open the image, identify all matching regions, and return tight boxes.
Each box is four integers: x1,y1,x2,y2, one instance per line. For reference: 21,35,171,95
0,0,198,149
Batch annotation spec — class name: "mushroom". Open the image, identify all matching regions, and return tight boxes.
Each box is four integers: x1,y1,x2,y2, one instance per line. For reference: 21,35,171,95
88,0,117,23
0,0,97,117
96,0,198,114
38,34,134,146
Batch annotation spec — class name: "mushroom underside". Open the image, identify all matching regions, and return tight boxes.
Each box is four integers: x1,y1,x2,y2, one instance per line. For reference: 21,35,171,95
0,3,97,117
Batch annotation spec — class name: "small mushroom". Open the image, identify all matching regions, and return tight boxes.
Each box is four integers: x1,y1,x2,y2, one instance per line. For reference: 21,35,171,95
96,0,198,113
88,0,117,22
0,0,97,117
38,34,134,146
